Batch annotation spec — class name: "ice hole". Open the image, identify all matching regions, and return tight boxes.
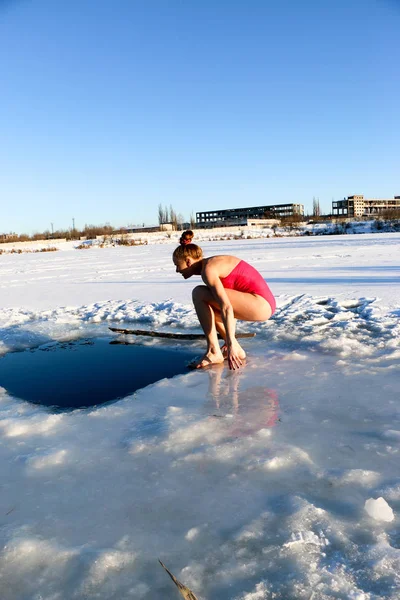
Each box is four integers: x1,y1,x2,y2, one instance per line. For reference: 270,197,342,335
0,338,198,410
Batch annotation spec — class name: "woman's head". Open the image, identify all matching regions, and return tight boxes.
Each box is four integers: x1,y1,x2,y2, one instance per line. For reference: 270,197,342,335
173,243,203,278
173,242,203,262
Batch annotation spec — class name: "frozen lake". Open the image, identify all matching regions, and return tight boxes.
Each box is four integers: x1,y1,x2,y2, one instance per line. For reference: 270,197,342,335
0,233,399,599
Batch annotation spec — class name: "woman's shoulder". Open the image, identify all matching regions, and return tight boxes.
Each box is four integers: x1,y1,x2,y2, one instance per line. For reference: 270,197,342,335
203,255,241,276
204,255,239,265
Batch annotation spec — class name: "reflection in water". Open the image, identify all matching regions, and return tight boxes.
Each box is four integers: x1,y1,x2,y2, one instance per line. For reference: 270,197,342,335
205,364,279,436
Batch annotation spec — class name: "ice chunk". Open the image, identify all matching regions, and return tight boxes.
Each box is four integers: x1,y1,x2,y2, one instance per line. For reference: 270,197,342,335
284,530,330,548
364,497,394,522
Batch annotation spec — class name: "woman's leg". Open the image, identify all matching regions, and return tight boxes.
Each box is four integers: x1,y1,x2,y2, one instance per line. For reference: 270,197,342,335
211,309,244,359
223,289,272,321
191,286,272,368
191,286,224,368
193,285,272,323
212,309,229,341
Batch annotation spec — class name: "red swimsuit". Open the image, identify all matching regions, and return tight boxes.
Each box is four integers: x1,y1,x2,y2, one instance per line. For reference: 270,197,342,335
220,260,276,315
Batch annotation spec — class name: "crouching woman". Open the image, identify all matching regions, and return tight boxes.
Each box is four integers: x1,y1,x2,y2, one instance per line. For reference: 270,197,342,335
172,243,276,370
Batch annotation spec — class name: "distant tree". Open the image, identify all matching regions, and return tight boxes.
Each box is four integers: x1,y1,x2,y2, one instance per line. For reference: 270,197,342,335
0,223,118,243
177,213,185,230
280,213,303,228
170,205,178,230
158,203,164,225
164,206,169,224
190,212,196,229
83,224,114,239
381,208,400,220
313,197,321,217
158,204,173,225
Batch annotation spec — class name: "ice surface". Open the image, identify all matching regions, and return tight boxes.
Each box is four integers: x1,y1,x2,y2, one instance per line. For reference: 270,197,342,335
0,233,399,599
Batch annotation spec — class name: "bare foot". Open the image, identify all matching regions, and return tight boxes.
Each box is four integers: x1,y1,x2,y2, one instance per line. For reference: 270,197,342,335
189,350,224,369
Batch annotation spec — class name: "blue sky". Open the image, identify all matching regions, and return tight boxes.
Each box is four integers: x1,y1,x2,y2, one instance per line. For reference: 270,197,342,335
1,0,399,233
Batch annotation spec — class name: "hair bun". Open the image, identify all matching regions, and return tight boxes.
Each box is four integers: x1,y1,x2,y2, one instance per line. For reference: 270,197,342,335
179,230,194,246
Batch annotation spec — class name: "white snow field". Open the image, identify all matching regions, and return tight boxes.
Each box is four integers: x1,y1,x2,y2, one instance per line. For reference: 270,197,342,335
0,233,399,600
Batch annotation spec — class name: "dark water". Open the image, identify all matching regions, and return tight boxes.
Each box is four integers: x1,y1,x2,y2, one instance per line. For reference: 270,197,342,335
0,338,198,410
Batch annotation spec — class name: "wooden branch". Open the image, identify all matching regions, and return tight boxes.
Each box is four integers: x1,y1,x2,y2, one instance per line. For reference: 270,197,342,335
109,327,255,340
159,560,199,600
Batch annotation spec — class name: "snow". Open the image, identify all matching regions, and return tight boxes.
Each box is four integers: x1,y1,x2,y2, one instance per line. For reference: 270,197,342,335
0,233,399,599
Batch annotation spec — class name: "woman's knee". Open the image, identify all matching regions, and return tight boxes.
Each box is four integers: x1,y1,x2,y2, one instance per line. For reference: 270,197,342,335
255,302,272,322
192,285,209,303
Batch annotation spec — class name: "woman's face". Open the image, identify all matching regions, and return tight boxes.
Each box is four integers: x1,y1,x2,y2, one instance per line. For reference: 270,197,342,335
173,256,193,278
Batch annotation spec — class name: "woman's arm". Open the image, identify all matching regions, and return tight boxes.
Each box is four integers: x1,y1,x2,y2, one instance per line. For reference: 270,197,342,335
202,265,243,370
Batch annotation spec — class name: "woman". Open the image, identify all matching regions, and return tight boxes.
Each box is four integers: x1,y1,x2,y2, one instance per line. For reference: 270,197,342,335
173,242,276,370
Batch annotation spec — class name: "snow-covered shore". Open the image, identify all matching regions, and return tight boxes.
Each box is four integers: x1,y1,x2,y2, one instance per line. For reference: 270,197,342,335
0,234,399,599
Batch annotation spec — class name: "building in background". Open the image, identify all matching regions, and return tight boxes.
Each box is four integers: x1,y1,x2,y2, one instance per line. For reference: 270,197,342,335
196,203,304,228
332,195,400,217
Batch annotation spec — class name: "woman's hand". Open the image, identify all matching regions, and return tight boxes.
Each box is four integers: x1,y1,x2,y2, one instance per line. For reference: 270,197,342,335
227,343,244,370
